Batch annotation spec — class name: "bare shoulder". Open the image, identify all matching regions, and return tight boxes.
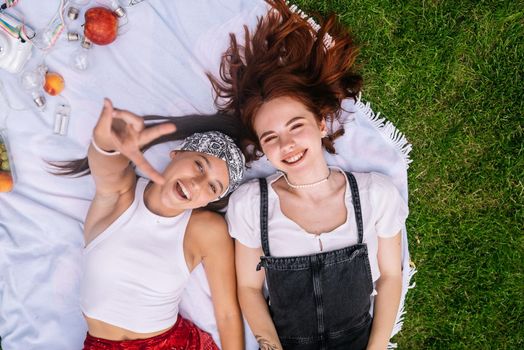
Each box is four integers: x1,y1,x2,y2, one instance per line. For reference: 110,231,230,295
186,209,232,256
188,209,228,237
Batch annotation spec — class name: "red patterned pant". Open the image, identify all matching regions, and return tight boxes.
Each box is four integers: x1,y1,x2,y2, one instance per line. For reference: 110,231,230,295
83,315,219,350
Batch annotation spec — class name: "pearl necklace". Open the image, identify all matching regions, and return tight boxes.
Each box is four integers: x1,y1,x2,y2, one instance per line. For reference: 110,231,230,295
282,169,331,189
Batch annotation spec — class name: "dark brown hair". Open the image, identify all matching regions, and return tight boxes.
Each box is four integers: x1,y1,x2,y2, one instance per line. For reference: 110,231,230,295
208,0,362,163
51,113,243,176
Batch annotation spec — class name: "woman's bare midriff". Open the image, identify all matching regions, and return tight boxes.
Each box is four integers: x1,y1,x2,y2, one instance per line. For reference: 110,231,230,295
85,315,172,341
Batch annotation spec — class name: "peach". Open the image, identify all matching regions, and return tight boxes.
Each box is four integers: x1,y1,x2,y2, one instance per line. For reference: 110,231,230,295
0,171,13,192
44,72,65,96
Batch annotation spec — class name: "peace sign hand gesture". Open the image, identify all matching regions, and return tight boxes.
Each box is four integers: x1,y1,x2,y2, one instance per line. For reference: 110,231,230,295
93,98,177,185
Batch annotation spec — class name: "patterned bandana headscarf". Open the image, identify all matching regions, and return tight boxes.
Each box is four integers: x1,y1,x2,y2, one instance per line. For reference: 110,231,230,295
181,131,245,197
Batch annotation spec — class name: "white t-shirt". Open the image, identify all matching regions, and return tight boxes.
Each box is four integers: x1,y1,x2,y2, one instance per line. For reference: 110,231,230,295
226,167,408,283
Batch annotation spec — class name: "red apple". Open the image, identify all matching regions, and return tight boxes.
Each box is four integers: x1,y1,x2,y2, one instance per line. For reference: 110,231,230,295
84,7,118,45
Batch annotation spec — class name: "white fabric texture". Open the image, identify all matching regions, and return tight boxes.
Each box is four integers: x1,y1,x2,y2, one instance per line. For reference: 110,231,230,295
0,1,413,349
226,168,409,283
81,178,191,334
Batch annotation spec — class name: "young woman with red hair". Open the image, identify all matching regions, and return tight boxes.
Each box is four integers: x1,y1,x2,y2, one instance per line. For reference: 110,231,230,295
209,1,408,349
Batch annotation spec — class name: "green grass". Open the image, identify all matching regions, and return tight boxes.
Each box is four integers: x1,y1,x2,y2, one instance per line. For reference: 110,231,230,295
1,2,521,350
293,0,524,348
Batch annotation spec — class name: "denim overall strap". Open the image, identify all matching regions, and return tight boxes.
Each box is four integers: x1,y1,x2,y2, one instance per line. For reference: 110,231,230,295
345,172,364,244
259,173,362,254
259,178,271,257
256,172,373,349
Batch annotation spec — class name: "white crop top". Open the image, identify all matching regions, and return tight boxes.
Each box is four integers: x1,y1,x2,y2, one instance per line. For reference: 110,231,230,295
226,168,408,283
81,178,192,333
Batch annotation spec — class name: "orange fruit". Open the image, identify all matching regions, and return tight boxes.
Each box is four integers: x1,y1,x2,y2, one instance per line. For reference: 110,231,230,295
0,171,13,192
44,72,65,96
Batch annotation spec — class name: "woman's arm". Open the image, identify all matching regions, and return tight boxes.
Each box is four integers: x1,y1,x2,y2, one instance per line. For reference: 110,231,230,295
236,241,282,350
88,99,135,194
367,232,402,350
191,211,244,350
84,99,176,241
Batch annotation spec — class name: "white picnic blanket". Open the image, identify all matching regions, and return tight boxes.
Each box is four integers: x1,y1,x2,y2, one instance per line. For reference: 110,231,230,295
0,1,413,349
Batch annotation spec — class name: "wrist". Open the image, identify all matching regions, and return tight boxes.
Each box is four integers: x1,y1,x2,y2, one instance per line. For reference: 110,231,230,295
91,138,121,156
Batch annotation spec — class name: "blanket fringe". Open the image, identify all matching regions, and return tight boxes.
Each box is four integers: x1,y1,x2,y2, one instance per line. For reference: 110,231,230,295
387,263,417,348
356,94,412,169
286,2,334,48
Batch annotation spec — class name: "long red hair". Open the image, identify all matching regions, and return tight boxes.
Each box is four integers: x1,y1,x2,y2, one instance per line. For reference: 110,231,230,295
208,0,362,162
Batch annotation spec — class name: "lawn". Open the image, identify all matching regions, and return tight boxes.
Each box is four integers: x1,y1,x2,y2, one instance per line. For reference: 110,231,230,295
1,1,522,349
292,0,523,348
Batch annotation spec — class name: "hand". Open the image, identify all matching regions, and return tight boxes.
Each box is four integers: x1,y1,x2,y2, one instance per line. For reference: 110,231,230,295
93,98,177,185
256,336,282,350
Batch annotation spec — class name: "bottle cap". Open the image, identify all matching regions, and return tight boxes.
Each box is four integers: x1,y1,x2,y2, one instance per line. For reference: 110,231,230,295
67,32,80,41
33,95,46,108
67,7,80,21
81,37,92,49
114,7,126,18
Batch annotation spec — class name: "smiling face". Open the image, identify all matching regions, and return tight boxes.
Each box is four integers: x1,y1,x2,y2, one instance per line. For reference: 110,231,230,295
254,96,327,176
157,151,230,211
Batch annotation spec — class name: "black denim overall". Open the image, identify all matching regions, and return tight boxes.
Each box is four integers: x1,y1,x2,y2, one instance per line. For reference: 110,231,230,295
256,172,373,350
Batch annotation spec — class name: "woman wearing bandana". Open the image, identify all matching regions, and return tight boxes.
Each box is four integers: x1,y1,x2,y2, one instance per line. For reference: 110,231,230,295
210,1,409,349
57,99,245,350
